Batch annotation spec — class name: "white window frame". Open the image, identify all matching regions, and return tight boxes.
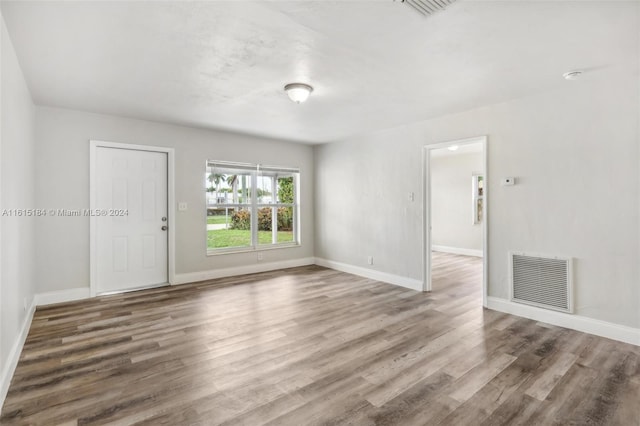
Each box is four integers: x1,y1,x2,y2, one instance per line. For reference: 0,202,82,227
206,161,300,255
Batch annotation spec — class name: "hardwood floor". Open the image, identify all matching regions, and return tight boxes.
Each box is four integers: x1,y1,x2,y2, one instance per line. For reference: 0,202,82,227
1,254,639,425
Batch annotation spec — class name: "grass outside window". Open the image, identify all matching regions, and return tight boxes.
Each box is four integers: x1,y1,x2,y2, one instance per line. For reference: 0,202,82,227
207,229,294,249
207,216,230,225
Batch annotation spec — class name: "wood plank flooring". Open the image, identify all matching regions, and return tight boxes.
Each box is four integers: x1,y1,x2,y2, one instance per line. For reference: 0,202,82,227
1,253,639,425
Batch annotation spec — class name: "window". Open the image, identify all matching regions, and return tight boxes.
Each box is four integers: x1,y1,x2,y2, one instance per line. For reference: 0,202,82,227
472,174,483,224
206,161,299,253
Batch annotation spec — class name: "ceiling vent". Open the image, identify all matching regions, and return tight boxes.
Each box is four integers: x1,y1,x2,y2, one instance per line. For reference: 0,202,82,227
510,252,573,314
400,0,458,16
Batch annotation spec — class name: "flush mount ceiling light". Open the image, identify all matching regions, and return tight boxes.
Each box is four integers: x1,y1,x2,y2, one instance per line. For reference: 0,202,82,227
563,70,583,80
284,83,313,103
448,145,459,151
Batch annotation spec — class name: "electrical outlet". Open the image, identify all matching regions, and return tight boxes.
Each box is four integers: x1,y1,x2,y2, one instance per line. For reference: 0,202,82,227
178,202,188,211
367,256,373,265
257,252,264,262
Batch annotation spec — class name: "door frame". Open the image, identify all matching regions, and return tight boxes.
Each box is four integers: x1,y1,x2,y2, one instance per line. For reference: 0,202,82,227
89,140,176,297
422,135,488,307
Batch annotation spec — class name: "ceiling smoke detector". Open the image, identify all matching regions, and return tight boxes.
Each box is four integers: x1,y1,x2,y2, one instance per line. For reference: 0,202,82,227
563,70,583,80
397,0,458,17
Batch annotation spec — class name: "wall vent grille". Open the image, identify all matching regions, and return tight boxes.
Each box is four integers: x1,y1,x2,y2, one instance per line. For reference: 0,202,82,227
510,252,573,313
401,0,458,17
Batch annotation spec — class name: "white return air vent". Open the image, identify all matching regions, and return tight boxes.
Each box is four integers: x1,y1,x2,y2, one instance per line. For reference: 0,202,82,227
510,252,573,313
401,0,458,17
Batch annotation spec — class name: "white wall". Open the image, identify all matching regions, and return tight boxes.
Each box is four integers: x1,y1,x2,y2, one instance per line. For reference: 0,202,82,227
0,12,37,399
315,67,639,330
34,107,314,293
431,151,483,252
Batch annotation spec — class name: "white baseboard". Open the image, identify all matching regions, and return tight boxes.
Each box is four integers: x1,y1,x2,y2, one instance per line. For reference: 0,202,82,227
0,298,36,410
314,258,423,292
174,257,316,285
432,245,483,257
487,296,640,347
34,288,91,306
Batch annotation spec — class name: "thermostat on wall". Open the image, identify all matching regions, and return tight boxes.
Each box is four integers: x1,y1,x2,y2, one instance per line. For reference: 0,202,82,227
501,177,516,186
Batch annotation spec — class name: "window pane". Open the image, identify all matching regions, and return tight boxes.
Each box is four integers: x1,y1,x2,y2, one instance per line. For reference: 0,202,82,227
206,167,252,206
257,206,275,245
276,175,295,203
256,175,274,204
207,207,251,249
207,207,233,228
257,206,294,246
277,206,294,243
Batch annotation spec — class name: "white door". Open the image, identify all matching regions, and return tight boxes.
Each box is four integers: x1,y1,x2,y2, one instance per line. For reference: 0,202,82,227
95,147,168,293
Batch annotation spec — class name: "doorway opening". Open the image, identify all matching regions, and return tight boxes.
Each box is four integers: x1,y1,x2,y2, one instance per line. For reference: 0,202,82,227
423,136,488,307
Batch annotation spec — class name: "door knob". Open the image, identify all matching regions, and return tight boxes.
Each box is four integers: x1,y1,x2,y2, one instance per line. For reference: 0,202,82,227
161,226,168,231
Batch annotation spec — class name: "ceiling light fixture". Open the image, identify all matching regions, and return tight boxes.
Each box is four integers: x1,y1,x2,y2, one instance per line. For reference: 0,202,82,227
448,145,459,151
284,83,313,103
563,70,582,80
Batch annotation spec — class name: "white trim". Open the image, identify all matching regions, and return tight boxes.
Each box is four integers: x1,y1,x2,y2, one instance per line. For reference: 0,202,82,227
34,288,91,306
89,140,176,297
432,245,483,257
0,298,36,410
0,14,4,409
422,146,430,293
174,257,316,285
487,297,640,347
314,258,423,292
423,136,488,307
207,242,301,256
0,17,3,411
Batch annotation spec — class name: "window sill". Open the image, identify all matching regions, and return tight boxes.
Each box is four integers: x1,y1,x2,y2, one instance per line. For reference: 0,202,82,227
207,242,301,256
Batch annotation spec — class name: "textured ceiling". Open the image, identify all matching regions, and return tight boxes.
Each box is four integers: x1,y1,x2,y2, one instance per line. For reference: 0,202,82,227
1,1,638,144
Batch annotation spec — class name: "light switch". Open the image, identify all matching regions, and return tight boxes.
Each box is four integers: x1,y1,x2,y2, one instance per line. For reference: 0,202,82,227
501,177,516,186
178,202,188,211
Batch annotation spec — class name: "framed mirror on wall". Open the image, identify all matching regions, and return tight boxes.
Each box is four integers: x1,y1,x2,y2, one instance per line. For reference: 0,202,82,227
472,173,484,224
